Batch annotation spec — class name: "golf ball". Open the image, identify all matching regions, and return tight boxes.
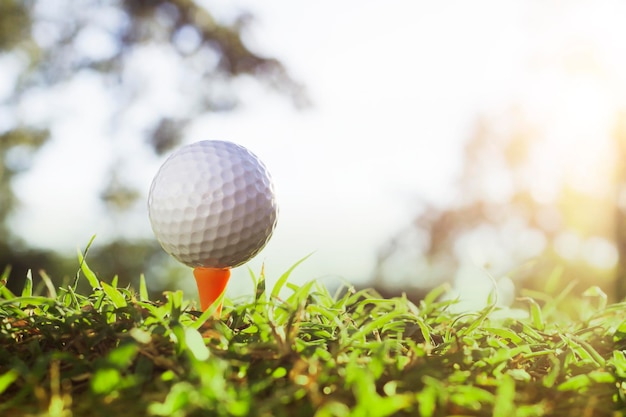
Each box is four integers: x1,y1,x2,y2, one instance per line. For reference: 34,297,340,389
148,140,277,268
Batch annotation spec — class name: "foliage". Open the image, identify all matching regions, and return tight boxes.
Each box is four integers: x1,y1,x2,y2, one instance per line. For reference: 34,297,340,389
2,258,626,416
0,0,303,290
375,108,626,301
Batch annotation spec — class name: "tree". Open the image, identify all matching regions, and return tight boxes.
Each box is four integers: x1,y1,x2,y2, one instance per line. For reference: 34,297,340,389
0,0,304,292
372,2,626,304
374,105,625,303
612,112,626,300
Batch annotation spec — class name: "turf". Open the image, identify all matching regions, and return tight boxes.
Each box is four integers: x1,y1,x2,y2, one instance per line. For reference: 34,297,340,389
1,255,626,416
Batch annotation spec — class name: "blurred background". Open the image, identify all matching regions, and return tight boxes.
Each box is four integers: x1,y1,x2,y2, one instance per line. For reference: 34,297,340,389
3,0,626,308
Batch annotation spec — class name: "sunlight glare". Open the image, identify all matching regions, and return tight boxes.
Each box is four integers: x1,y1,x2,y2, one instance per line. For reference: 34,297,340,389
525,57,620,205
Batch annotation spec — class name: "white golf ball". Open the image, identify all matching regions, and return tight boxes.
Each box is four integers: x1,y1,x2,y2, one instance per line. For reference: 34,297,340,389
148,140,277,268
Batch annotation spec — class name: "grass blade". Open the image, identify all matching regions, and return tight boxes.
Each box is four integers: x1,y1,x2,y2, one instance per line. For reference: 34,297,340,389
519,297,545,331
39,270,57,299
21,269,33,298
77,250,100,289
0,370,19,395
270,253,313,299
139,274,149,301
0,283,15,301
75,235,98,289
189,291,226,330
248,266,258,289
484,327,524,346
349,311,404,342
493,375,516,417
582,286,608,311
101,281,128,308
0,296,57,307
1,265,10,280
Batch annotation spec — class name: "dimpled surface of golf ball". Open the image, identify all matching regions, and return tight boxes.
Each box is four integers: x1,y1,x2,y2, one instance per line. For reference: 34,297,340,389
148,140,277,268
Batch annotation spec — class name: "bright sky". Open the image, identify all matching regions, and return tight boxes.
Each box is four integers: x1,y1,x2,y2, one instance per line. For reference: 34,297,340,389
10,0,626,302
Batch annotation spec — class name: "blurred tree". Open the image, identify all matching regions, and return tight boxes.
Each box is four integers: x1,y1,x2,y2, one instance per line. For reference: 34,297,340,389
374,106,625,302
612,112,626,300
0,0,304,293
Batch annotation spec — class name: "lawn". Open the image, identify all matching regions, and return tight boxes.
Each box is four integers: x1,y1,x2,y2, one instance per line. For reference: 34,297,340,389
1,255,626,417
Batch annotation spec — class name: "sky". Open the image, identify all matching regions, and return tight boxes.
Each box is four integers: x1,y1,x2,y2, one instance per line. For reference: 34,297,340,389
9,0,626,304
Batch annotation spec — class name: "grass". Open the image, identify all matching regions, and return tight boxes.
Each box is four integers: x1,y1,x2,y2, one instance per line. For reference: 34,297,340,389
2,255,626,416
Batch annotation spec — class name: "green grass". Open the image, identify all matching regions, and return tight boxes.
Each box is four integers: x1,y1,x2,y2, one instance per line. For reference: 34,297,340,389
1,256,626,417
